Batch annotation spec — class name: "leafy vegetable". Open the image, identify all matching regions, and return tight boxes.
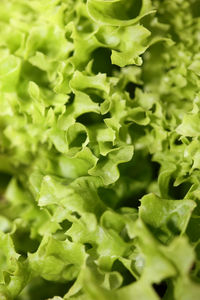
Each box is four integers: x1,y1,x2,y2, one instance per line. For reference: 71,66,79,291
0,0,200,299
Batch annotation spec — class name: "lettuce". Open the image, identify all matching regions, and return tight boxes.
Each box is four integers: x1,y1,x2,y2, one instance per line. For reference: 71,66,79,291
0,0,200,299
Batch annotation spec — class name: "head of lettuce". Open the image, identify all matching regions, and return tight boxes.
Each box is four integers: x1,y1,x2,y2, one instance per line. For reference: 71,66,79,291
0,0,200,299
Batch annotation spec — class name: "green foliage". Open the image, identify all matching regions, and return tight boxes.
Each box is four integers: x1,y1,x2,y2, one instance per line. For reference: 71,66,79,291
0,0,200,299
